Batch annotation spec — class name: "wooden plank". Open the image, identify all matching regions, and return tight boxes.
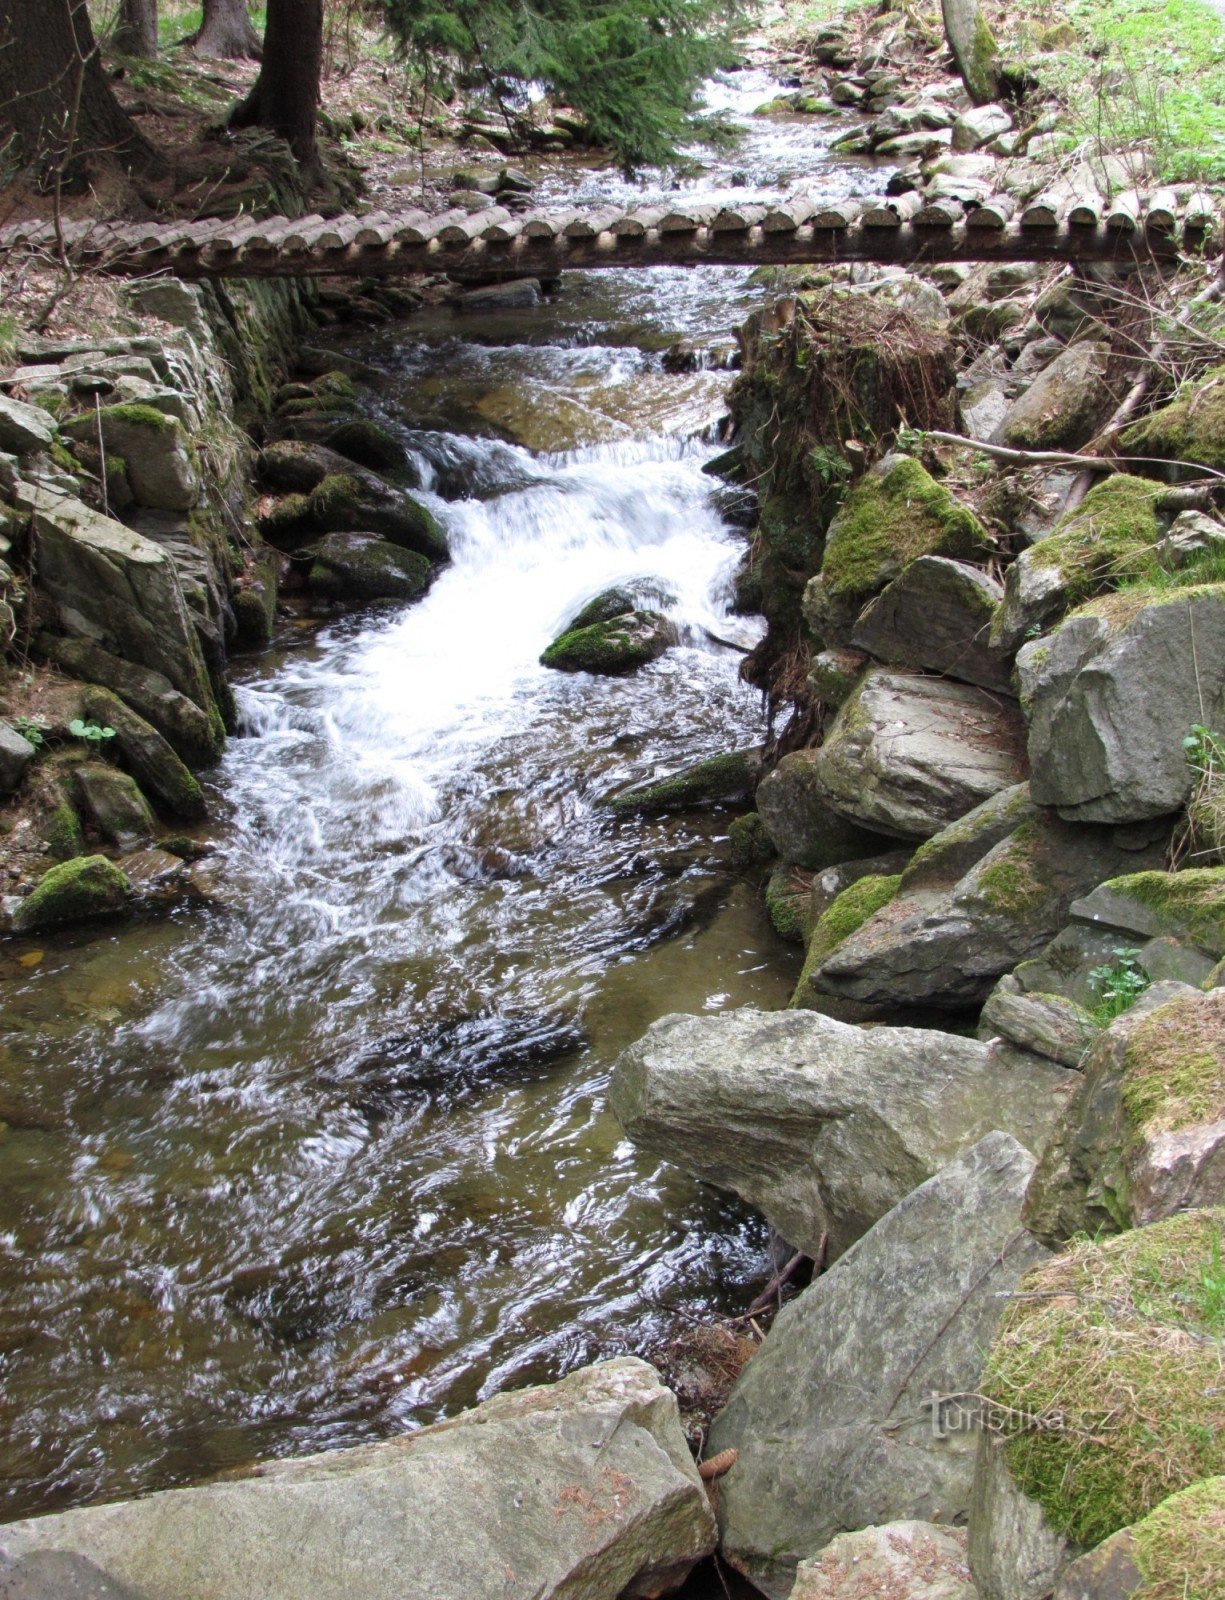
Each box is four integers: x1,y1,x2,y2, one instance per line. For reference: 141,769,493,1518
437,209,507,246
1184,189,1217,231
761,195,820,232
1145,187,1179,234
1107,190,1142,232
862,190,922,228
1021,184,1073,228
711,202,767,232
354,210,396,248
388,209,432,243
967,193,1016,229
395,208,468,245
482,212,524,243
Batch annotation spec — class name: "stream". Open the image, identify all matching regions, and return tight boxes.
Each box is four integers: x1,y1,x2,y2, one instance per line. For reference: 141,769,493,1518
0,71,885,1518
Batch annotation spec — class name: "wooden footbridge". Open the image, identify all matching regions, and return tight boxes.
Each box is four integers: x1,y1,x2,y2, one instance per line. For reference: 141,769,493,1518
1,186,1217,282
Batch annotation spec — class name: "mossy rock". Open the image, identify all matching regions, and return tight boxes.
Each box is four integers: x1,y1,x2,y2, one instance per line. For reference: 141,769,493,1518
564,580,678,634
764,863,814,944
42,798,83,860
729,811,777,869
232,554,279,650
307,472,448,563
80,688,207,823
307,533,433,604
324,418,410,473
818,452,988,614
981,1210,1225,1549
275,394,362,420
1120,985,1225,1137
1130,1476,1225,1600
258,492,315,548
604,748,761,818
12,854,131,932
790,872,901,1007
256,440,351,495
1123,363,1225,472
1073,868,1225,960
539,610,677,675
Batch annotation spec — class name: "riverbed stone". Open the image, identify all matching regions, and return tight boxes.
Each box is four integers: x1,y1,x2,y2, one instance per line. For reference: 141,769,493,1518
810,810,1166,1010
11,855,130,933
1019,585,1225,822
807,668,1027,841
63,404,199,511
0,1358,716,1600
604,748,762,817
562,580,678,634
755,748,897,868
79,688,206,822
308,471,449,563
73,763,156,850
1023,982,1225,1245
791,1523,977,1600
993,343,1112,453
850,556,1012,693
609,1007,1073,1261
307,533,433,604
0,721,36,797
707,1134,1048,1597
540,610,677,675
18,487,218,727
256,439,357,494
0,394,55,454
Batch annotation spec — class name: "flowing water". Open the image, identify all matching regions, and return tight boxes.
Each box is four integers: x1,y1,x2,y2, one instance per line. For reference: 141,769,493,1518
0,74,886,1518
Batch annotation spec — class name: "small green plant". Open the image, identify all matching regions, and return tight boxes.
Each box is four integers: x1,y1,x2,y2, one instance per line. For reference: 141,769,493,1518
1181,722,1225,864
1088,946,1150,1024
1198,1230,1225,1333
13,716,47,750
68,718,116,751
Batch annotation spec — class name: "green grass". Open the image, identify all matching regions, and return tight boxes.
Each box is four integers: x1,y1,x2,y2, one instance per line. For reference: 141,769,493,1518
1006,0,1225,181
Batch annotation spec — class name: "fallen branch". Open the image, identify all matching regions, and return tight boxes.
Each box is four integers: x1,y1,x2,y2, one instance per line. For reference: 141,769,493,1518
924,431,1225,484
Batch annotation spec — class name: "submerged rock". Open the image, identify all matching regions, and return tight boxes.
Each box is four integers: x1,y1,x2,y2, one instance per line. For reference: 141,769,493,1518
11,855,130,933
609,1007,1073,1261
0,1358,716,1600
604,748,763,817
707,1134,1048,1596
540,610,677,675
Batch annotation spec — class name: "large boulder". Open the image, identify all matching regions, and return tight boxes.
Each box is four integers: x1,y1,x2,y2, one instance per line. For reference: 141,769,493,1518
307,533,433,603
308,471,448,563
540,611,677,675
19,487,218,730
990,477,1163,656
1023,983,1225,1245
806,668,1027,841
707,1134,1048,1596
993,343,1112,452
810,809,1167,1010
73,763,156,850
851,556,1012,693
804,455,988,647
609,1008,1073,1261
974,1212,1225,1599
755,748,896,868
11,855,130,933
791,1522,977,1600
79,688,206,821
63,403,200,511
0,394,55,454
0,1359,716,1600
1018,584,1225,822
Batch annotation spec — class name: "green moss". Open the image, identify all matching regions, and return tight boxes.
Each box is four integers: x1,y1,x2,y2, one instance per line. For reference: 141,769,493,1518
1123,364,1225,471
42,801,82,860
765,863,813,944
12,854,130,933
982,1210,1225,1549
973,823,1051,918
276,395,361,419
729,811,776,868
1132,1476,1225,1600
540,611,673,675
1120,988,1225,1134
1028,475,1164,605
789,871,901,1004
48,439,79,476
820,455,987,602
902,784,1032,890
96,402,176,433
258,492,314,544
311,371,357,400
1101,867,1225,957
605,750,758,818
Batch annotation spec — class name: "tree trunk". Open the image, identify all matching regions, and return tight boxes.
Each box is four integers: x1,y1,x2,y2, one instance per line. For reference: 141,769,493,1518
229,0,323,178
941,0,1001,106
114,0,158,57
0,0,158,177
193,0,262,60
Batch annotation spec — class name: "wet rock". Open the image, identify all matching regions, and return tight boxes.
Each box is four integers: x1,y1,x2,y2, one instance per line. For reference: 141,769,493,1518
851,556,1012,693
307,533,433,604
11,855,130,933
0,394,55,454
707,1135,1047,1597
791,1523,977,1600
1019,586,1225,823
562,580,678,633
0,1358,716,1600
994,342,1112,452
37,635,222,770
540,610,677,675
73,763,156,850
0,721,36,796
19,487,218,731
728,811,777,868
1023,983,1225,1245
79,688,207,822
604,748,763,817
256,439,360,494
980,982,1099,1068
308,471,449,563
0,1549,144,1600
117,847,191,904
323,418,410,473
609,1008,1073,1262
990,477,1163,656
811,810,1166,1011
807,668,1027,842
232,553,279,651
756,749,897,870
63,404,199,511
457,278,543,312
